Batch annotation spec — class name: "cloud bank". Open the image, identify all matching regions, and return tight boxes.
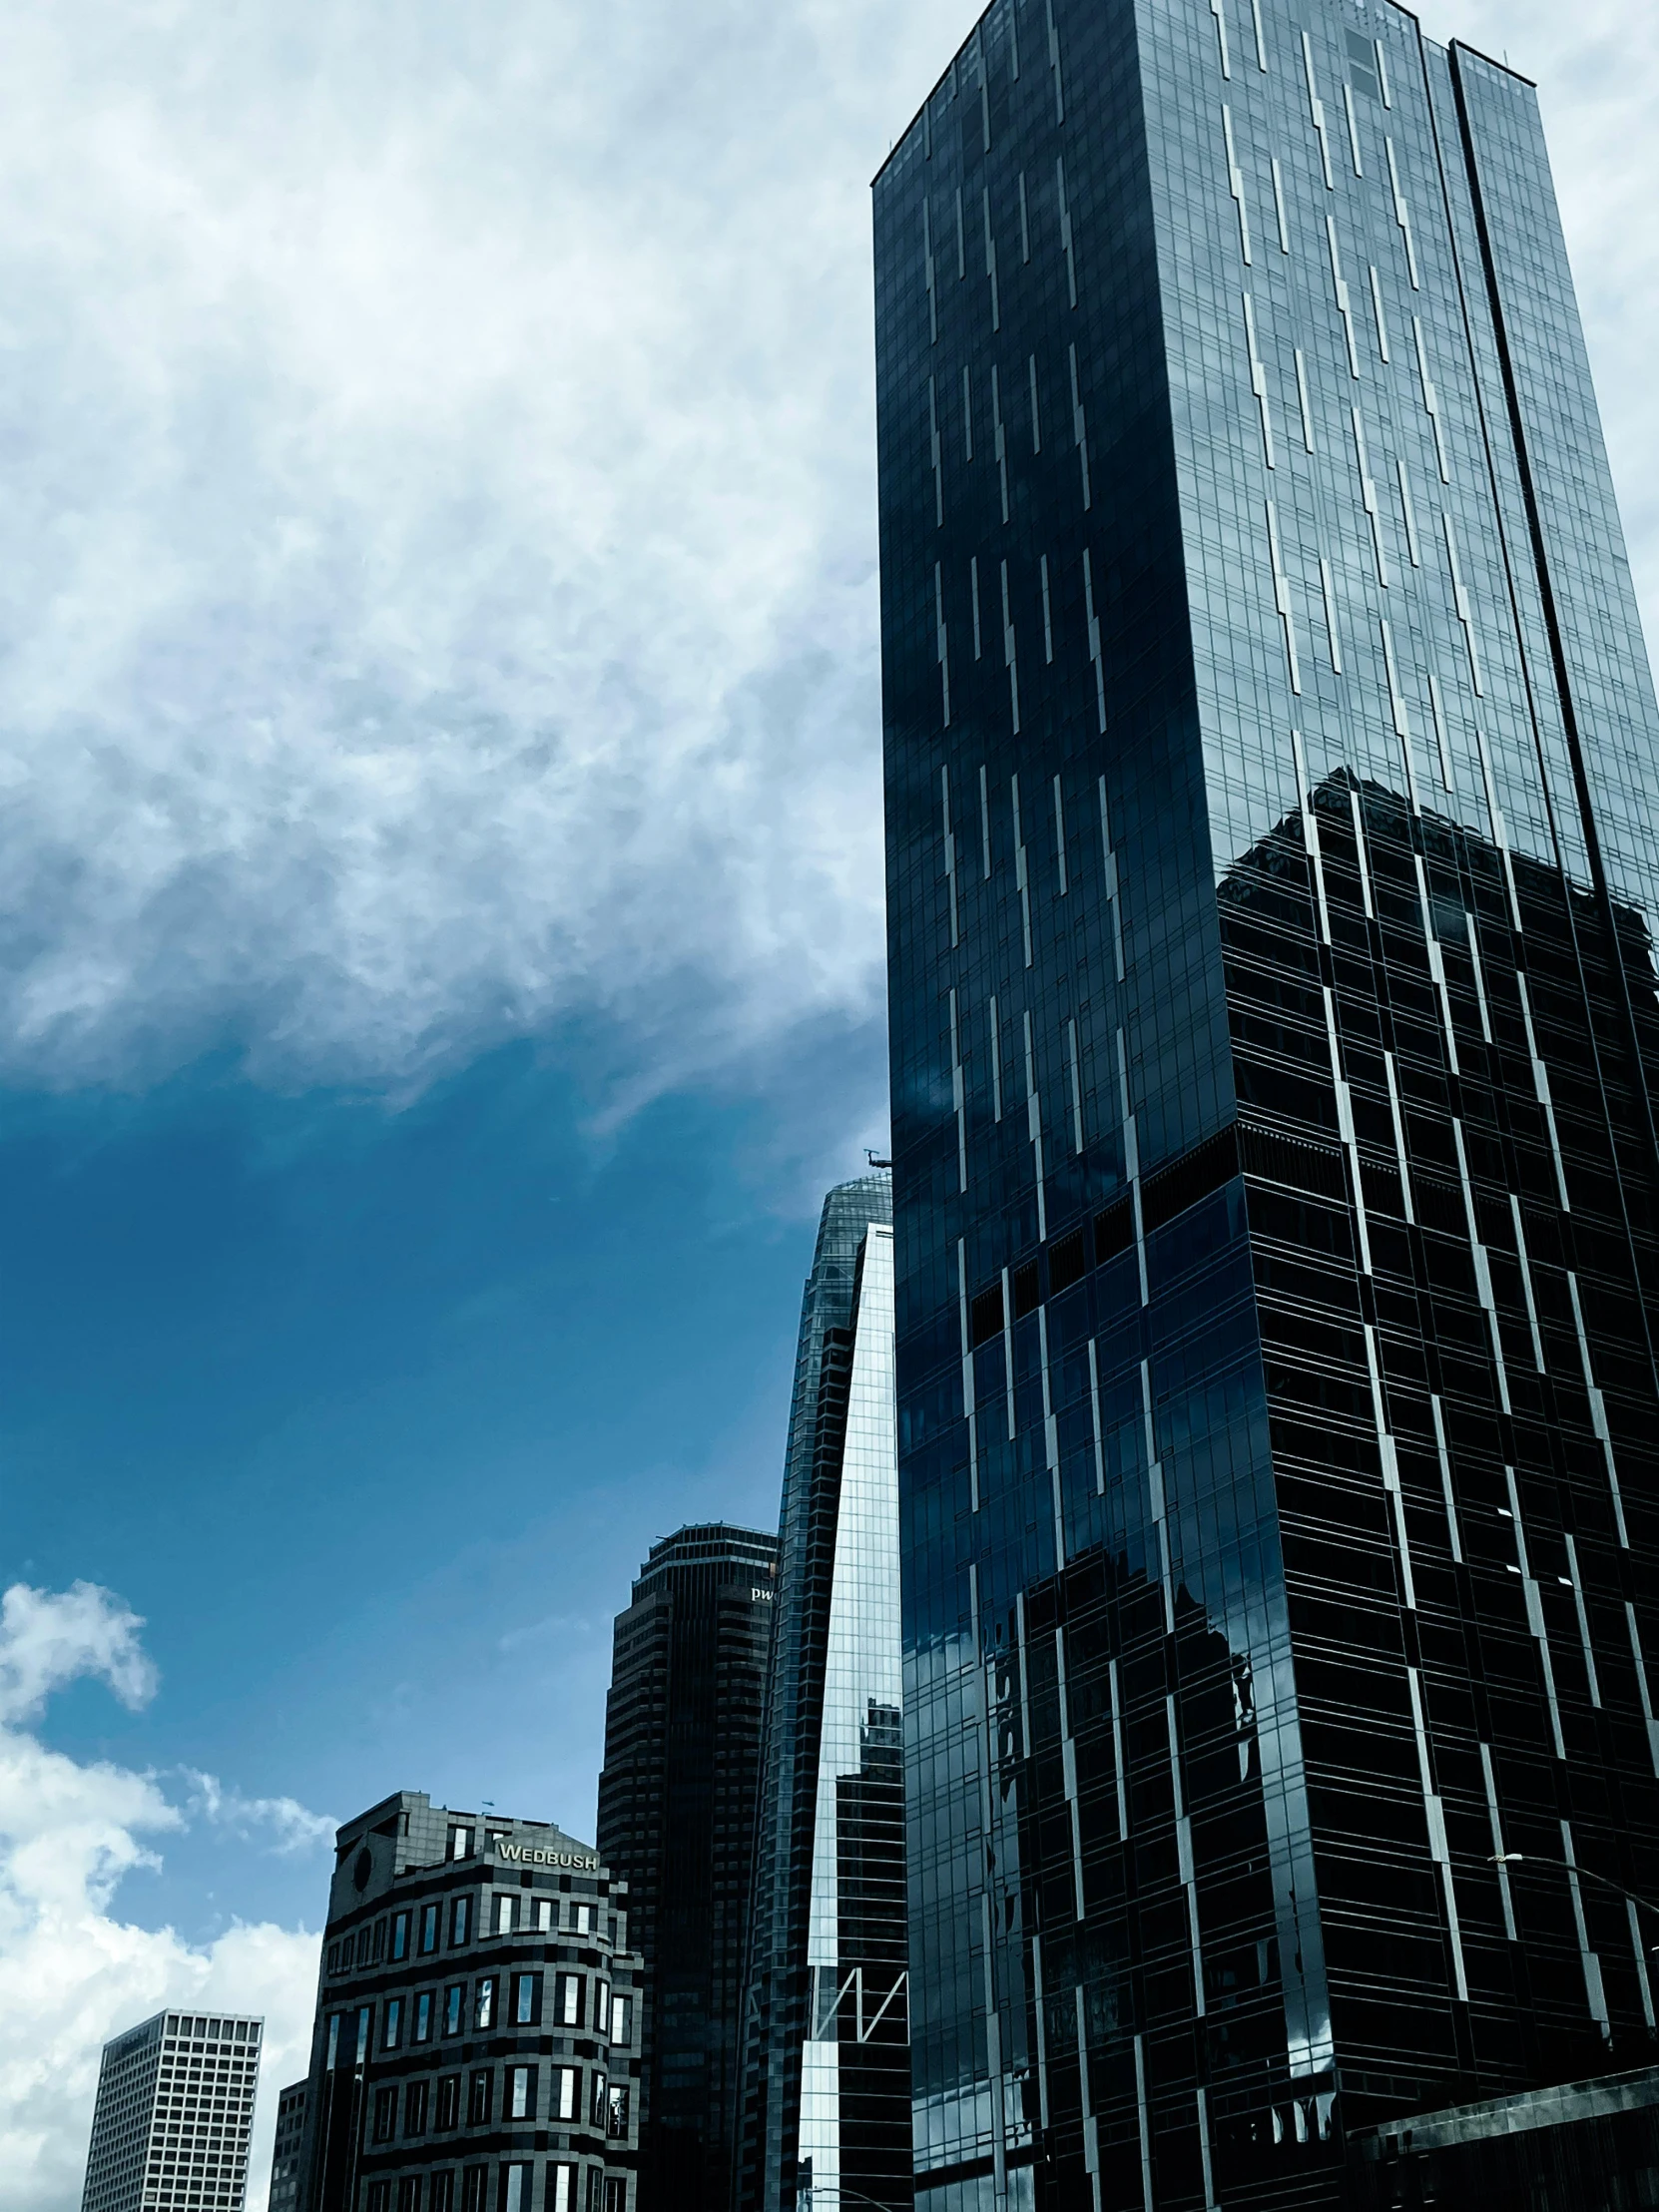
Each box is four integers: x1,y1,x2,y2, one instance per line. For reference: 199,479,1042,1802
0,0,1649,1097
0,1586,323,2212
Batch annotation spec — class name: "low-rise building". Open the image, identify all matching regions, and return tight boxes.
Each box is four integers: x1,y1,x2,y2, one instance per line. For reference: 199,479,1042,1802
293,1792,639,2212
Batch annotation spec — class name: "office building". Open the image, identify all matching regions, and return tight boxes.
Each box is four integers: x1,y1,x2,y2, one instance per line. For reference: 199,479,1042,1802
736,1171,911,2211
873,0,1659,2203
595,1523,779,2212
293,1792,640,2212
82,2009,264,2212
269,2084,307,2212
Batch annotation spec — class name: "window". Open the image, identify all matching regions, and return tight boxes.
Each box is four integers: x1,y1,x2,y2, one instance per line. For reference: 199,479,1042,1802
421,1905,440,1954
549,2169,576,2212
415,1992,433,2043
356,1929,372,1967
444,1986,464,2037
391,1913,410,1963
383,1999,403,2051
325,1941,339,1974
436,2075,461,2131
373,1919,387,1962
555,1975,583,2028
404,2078,429,2135
355,2007,373,2064
431,2176,455,2212
609,1996,632,2047
373,2086,397,2144
495,1896,515,1936
513,1973,541,2027
398,2178,423,2212
607,2082,630,2139
586,2171,605,2212
467,2070,493,2127
970,1283,1004,1344
573,1904,593,1936
450,1897,471,1946
461,2172,488,2212
533,1899,552,1933
449,1826,473,1861
594,1981,610,2036
589,2070,608,2128
367,2185,391,2212
505,2066,535,2121
500,2168,531,2212
475,1978,496,2031
604,2183,628,2212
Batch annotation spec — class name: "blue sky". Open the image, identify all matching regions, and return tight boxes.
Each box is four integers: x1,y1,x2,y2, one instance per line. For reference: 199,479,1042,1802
0,0,1654,2205
6,1015,886,1936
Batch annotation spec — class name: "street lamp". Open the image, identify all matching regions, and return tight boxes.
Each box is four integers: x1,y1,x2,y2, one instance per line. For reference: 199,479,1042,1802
1490,1853,1659,1938
801,2187,903,2212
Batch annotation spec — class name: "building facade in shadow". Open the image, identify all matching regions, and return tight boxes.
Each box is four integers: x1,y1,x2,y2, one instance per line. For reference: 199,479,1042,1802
596,1524,779,2212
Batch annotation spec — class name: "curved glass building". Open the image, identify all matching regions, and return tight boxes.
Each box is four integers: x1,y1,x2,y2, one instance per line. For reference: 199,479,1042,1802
736,1172,913,2212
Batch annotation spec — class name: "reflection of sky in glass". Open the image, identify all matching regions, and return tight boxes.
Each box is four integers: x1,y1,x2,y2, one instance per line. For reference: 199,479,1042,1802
740,1177,906,2212
875,0,1659,2200
800,1224,900,2208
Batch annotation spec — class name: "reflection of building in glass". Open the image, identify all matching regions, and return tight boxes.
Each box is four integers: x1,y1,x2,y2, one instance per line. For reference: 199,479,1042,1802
735,1173,912,2212
596,1523,778,2212
874,0,1659,2203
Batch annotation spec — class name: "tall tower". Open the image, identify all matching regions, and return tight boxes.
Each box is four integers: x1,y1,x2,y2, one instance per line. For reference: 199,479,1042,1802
596,1522,779,2211
81,2009,264,2212
736,1172,911,2211
873,0,1659,2205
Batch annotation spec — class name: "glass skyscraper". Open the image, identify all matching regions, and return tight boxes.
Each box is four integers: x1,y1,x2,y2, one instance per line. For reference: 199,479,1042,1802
873,0,1659,2205
596,1522,779,2211
736,1171,913,2211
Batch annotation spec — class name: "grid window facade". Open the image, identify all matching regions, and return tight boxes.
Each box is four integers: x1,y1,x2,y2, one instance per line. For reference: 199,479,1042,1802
595,1520,779,2212
296,1795,640,2212
80,2011,263,2212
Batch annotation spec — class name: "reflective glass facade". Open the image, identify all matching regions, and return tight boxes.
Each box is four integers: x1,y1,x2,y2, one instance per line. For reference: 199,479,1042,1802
596,1522,779,2211
872,1,1659,2205
82,2008,264,2212
737,1174,912,2210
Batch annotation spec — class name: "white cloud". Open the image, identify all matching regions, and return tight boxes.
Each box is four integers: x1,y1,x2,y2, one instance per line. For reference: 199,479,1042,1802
0,1588,321,2212
180,1773,336,1857
0,0,1650,1097
0,1582,158,1725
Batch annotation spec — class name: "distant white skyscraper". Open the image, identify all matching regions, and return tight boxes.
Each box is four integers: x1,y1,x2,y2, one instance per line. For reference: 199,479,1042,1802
81,2009,265,2212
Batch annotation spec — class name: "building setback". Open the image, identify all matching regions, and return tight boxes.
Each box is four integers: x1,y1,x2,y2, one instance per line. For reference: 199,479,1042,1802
873,0,1659,2204
82,2009,264,2212
595,1523,779,2212
736,1173,911,2212
293,1793,640,2212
